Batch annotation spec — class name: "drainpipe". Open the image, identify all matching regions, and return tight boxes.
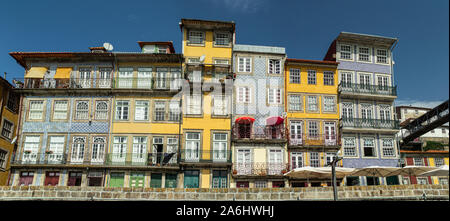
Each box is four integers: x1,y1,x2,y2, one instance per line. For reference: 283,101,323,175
390,39,400,159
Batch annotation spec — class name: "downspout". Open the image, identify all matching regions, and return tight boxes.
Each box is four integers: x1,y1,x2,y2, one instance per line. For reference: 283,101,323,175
390,39,401,161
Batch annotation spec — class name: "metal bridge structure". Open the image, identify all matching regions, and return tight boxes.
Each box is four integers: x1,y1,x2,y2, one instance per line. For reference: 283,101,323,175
400,100,449,146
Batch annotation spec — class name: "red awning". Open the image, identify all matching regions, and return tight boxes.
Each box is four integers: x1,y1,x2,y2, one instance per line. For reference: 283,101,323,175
266,116,284,126
235,117,255,124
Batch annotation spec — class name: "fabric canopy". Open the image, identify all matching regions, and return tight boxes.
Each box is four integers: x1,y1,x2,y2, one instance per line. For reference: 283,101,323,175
53,67,72,79
417,165,449,177
25,67,48,78
235,117,255,124
350,166,400,177
266,116,284,126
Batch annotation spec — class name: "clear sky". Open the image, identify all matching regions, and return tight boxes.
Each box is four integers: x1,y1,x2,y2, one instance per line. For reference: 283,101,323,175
0,0,448,108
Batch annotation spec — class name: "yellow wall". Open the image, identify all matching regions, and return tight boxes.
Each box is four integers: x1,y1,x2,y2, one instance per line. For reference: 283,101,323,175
182,30,232,64
0,84,19,185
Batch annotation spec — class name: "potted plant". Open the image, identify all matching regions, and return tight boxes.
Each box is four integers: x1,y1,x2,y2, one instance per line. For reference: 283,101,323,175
281,169,287,174
45,150,53,154
232,169,237,175
24,150,31,154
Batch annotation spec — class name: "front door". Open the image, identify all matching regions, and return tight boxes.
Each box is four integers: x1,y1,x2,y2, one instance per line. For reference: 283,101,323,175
109,172,124,187
150,173,162,188
68,172,82,186
44,171,60,186
129,172,145,187
165,173,178,188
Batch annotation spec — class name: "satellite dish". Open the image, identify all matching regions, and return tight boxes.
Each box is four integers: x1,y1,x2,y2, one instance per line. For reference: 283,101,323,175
199,55,205,63
11,136,17,144
103,42,114,51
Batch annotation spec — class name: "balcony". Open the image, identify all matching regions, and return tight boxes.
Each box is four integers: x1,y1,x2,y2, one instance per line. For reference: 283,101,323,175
11,153,68,165
232,162,288,176
340,118,400,133
113,77,182,90
105,153,178,166
179,149,232,164
288,133,339,147
232,125,286,143
338,82,397,100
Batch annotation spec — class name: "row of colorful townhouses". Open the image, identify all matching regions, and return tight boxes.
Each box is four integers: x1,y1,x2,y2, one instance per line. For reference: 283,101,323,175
1,19,448,188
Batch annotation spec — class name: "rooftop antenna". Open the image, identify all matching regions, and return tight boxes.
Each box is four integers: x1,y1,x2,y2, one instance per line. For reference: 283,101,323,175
103,42,114,51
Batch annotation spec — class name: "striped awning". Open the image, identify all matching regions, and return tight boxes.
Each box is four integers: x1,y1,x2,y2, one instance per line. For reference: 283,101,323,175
25,67,48,78
54,67,72,79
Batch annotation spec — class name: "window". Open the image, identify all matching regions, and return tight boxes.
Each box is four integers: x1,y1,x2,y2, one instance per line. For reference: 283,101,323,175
188,57,200,64
75,101,89,120
137,68,152,89
361,104,373,119
434,158,444,167
343,137,357,156
6,92,18,112
341,71,353,87
376,49,388,64
307,96,318,112
238,57,251,73
189,31,205,44
44,171,60,186
289,94,302,111
417,177,428,185
325,152,336,166
98,67,112,88
380,105,391,121
186,95,201,115
134,100,149,121
342,102,354,119
310,152,320,167
87,171,103,186
340,44,352,60
95,101,108,120
377,75,390,91
323,71,334,85
48,136,65,163
91,137,105,163
213,133,227,162
167,138,178,164
23,136,40,162
308,121,319,138
291,152,303,169
157,46,167,53
307,70,316,84
237,87,250,103
112,137,127,162
255,181,267,188
212,170,228,188
439,178,448,185
170,68,182,90
363,138,375,157
29,100,44,120
358,46,370,62
153,101,165,121
215,32,230,46
413,158,424,166
290,121,302,145
290,68,301,83
115,101,129,120
78,68,92,88
323,96,336,112
185,132,200,161
381,138,395,157
132,137,147,163
268,88,282,105
169,101,181,121
1,120,13,139
117,68,133,88
0,149,7,169
151,137,164,165
214,59,229,65
213,95,228,116
156,68,168,89
71,137,86,163
53,100,68,120
268,59,281,74
19,171,34,186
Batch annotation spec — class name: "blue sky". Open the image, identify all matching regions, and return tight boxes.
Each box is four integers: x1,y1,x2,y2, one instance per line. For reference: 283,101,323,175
0,0,448,108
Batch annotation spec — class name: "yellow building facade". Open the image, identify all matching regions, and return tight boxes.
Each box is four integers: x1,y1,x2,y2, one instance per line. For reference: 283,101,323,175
180,19,234,188
284,59,340,187
0,77,19,185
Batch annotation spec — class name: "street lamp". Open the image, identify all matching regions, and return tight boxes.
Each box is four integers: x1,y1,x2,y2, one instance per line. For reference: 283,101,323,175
328,154,343,201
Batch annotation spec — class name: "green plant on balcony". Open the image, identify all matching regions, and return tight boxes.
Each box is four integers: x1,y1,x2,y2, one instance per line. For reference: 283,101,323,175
423,141,444,151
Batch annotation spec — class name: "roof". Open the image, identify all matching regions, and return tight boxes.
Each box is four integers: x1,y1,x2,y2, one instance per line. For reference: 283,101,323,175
0,75,14,89
137,41,175,53
336,32,398,47
396,106,432,111
286,58,339,66
233,44,285,54
179,18,235,32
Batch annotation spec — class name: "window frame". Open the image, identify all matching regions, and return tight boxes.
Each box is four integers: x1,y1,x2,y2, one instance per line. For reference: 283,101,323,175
27,99,45,121
267,88,283,105
375,48,389,64
322,95,336,113
1,119,14,140
134,100,150,121
51,99,69,121
357,46,372,63
268,59,282,75
187,30,205,45
237,57,252,73
74,100,90,121
94,100,109,121
115,100,130,121
307,70,317,85
213,31,231,47
306,95,319,113
339,44,353,60
323,71,335,86
362,137,377,158
290,68,301,84
288,94,303,112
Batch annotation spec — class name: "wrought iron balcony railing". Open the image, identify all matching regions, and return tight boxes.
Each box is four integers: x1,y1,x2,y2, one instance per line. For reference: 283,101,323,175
113,77,182,90
340,118,400,130
12,152,68,165
338,82,397,96
232,125,286,140
232,162,289,176
287,133,339,146
105,152,178,166
179,149,232,163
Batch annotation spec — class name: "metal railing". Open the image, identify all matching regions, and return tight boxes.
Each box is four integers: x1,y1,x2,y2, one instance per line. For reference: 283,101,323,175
179,149,232,163
287,133,338,146
105,152,178,166
340,118,400,129
113,77,183,90
232,162,288,176
232,125,286,140
12,153,68,165
339,82,397,96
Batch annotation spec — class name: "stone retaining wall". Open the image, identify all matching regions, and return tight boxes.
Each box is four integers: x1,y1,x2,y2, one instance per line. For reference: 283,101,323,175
0,184,448,201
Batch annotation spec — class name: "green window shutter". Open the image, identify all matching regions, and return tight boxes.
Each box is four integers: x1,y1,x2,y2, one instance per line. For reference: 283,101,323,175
109,172,124,187
184,170,199,188
150,173,162,188
165,173,177,188
130,173,145,187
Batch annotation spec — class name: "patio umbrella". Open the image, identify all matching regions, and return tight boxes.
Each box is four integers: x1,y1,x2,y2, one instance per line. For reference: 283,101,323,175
384,166,438,177
314,167,356,178
417,165,449,177
351,166,400,177
266,116,284,126
284,166,330,179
